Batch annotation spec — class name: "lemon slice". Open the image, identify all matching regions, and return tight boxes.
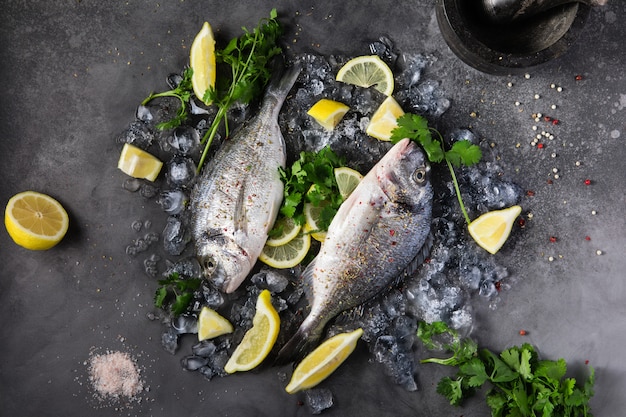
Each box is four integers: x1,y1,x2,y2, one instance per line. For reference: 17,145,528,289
334,167,363,200
336,55,394,96
468,205,522,254
117,143,163,181
224,290,280,373
285,328,363,394
198,306,233,341
190,21,216,105
307,99,350,131
303,202,329,242
259,231,311,269
265,216,301,247
366,96,405,141
4,191,69,250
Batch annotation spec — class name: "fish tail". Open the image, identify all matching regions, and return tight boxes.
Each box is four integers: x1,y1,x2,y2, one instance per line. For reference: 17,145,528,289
275,316,323,365
265,60,302,102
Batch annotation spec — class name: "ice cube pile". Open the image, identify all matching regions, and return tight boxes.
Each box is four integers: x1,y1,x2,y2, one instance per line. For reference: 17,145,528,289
115,37,522,409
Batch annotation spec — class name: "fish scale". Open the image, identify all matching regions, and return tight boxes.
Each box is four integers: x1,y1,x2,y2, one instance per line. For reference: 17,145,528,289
190,64,301,294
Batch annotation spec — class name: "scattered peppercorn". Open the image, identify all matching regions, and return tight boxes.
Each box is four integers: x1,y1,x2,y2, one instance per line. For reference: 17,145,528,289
519,329,527,336
585,236,591,241
575,74,583,81
549,236,557,243
584,179,592,185
526,190,535,197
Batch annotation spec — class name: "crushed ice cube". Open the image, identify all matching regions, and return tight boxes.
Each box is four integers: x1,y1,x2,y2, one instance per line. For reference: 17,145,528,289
305,388,334,414
166,156,197,188
162,215,190,256
156,189,188,215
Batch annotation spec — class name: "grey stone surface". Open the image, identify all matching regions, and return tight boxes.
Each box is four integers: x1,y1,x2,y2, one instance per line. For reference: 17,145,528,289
1,1,624,416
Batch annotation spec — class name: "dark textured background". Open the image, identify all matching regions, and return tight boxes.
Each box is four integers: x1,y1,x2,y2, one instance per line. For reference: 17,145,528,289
1,1,624,416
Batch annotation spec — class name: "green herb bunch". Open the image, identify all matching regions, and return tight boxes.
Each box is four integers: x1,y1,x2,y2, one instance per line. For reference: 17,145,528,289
276,146,345,233
418,321,595,417
154,272,202,316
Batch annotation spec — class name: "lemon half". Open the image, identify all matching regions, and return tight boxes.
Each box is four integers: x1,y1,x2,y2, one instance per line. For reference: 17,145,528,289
4,191,69,250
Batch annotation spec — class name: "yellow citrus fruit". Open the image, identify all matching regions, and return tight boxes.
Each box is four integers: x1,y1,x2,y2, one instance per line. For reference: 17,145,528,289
366,96,405,141
190,21,216,105
265,216,301,247
259,231,311,269
224,290,280,373
336,55,394,96
303,202,329,242
307,99,350,131
334,166,363,200
198,306,233,341
4,191,69,250
117,143,163,181
285,328,363,394
468,205,522,254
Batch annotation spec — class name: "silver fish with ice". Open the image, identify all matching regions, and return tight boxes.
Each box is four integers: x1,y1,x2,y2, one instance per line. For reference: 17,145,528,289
277,138,433,362
190,65,300,293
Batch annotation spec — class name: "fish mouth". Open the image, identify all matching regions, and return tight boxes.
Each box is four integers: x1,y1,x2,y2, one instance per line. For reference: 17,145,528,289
197,242,252,293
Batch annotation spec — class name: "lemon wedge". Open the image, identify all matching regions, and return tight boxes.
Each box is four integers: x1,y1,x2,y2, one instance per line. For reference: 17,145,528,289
468,205,522,254
117,143,163,181
198,306,233,341
334,166,363,200
4,191,69,250
190,21,216,105
265,216,301,247
285,328,363,394
336,55,394,96
366,96,405,141
224,290,280,373
307,99,350,131
259,231,311,269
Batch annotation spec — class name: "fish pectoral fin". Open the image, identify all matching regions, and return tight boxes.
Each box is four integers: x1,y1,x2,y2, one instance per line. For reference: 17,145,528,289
402,230,435,278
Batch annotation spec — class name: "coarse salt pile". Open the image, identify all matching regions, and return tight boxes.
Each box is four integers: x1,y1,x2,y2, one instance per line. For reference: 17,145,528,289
88,351,143,400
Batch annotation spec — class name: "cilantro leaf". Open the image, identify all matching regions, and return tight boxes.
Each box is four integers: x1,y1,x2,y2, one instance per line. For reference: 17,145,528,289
142,67,194,130
418,321,595,415
446,140,482,167
154,272,202,316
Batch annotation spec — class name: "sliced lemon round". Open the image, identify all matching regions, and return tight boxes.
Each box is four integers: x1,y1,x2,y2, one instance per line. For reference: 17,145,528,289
4,191,69,250
259,231,311,269
224,289,280,373
117,143,163,182
265,216,301,247
334,166,363,200
198,306,233,341
303,202,329,242
307,99,350,131
190,21,216,105
285,328,363,394
468,205,522,254
336,55,394,96
366,96,405,141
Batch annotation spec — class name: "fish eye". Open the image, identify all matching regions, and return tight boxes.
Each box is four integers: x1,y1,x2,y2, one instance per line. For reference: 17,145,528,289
202,257,217,275
412,168,427,184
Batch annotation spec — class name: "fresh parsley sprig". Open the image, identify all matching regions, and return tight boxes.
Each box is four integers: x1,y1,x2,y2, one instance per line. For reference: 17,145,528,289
197,9,283,172
276,146,345,233
154,272,202,316
141,67,194,130
418,321,595,416
390,113,482,225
